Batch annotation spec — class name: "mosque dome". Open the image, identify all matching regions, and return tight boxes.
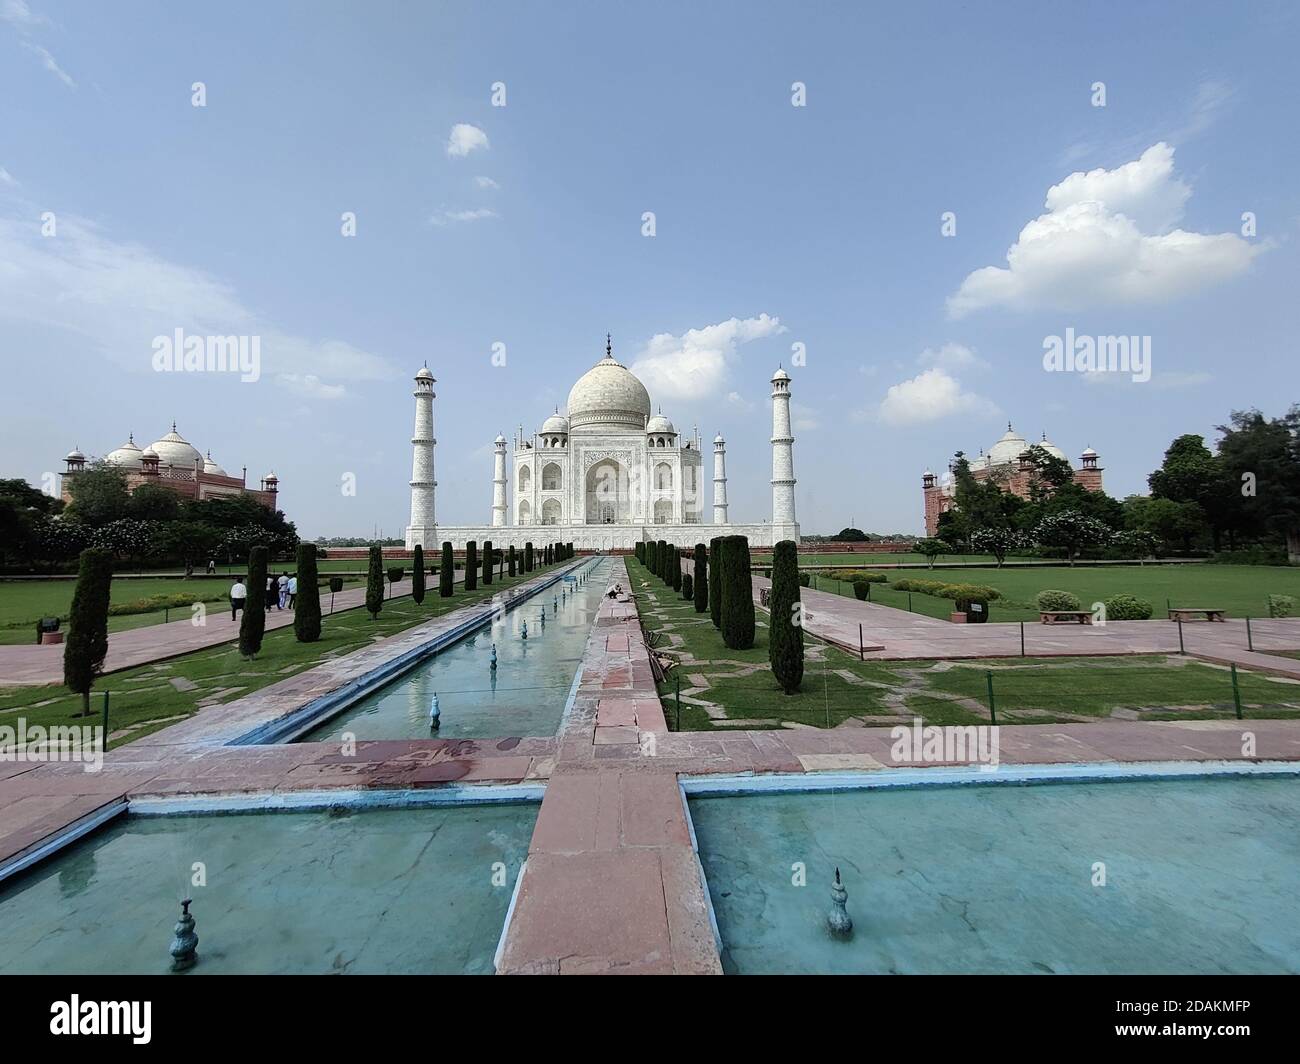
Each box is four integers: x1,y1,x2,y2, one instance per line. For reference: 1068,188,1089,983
203,450,228,476
1036,433,1068,462
987,423,1029,466
646,413,675,435
105,433,143,469
541,413,570,435
148,423,204,468
566,338,651,432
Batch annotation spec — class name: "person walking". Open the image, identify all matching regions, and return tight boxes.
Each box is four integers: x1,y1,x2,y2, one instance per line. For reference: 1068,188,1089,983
230,577,247,621
266,573,278,611
288,572,298,609
277,572,289,610
206,557,217,575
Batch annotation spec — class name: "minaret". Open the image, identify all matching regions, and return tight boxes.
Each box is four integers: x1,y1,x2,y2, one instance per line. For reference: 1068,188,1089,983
404,364,437,550
770,366,799,540
712,434,729,525
491,434,508,526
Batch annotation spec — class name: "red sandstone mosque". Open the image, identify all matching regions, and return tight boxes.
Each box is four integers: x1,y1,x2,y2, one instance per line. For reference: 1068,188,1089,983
61,423,280,508
922,423,1102,536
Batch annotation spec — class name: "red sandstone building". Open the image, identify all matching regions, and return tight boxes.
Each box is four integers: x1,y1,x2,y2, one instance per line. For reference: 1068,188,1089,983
62,423,280,509
922,423,1101,536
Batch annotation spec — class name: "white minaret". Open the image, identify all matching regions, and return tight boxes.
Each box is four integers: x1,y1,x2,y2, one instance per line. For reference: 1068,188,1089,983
770,366,799,540
404,364,437,549
712,433,729,525
491,433,508,526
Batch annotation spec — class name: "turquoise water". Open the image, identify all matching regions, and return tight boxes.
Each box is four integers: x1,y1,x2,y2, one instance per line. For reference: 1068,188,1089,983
304,560,610,741
0,803,537,974
690,776,1300,974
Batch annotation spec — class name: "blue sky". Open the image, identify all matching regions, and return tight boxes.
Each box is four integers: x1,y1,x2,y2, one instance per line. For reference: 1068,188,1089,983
2,0,1297,538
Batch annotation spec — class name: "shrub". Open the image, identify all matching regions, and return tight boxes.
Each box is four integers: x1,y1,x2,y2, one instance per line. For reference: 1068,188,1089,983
63,548,113,715
365,546,384,619
798,572,810,587
243,546,269,653
852,582,868,601
936,583,999,604
410,545,425,606
693,543,708,614
329,577,344,594
768,540,803,693
1036,589,1081,612
1103,593,1152,620
708,536,723,629
720,535,755,649
1268,594,1294,619
465,542,477,591
294,543,322,642
482,540,493,585
440,542,454,597
387,566,404,590
682,573,694,600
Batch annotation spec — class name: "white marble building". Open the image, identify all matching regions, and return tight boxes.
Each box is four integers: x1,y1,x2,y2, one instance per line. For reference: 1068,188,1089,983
405,337,800,551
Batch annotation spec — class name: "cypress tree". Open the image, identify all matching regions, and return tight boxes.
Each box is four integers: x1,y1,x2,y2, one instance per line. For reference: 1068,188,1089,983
294,543,323,642
682,572,693,601
525,541,533,572
636,541,644,565
63,547,113,716
709,536,724,630
657,540,669,581
242,545,270,655
440,541,454,597
410,544,426,605
364,545,384,619
720,535,755,649
768,539,804,693
465,541,478,591
508,545,516,577
694,542,708,613
672,546,683,591
646,540,656,574
482,540,493,585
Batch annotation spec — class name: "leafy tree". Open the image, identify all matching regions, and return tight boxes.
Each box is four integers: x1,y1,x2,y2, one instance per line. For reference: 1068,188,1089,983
1128,497,1205,554
693,543,708,613
241,546,269,656
440,541,454,597
708,536,723,628
969,526,1022,567
64,462,131,526
768,540,803,693
465,541,478,590
914,538,950,569
365,545,384,618
294,543,322,642
1216,406,1300,559
63,548,113,716
720,535,755,649
127,482,180,523
1033,510,1111,565
411,544,426,605
482,540,493,585
836,527,868,541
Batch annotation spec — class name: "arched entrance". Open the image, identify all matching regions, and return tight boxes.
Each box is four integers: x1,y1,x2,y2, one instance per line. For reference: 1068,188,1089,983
585,458,630,524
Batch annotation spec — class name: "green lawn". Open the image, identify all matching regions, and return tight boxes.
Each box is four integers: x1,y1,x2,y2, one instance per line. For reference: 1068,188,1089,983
0,565,558,747
799,564,1300,622
751,551,999,567
628,558,1300,730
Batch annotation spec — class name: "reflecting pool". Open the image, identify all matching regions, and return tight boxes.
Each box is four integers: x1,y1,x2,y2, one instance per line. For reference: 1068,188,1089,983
690,776,1300,974
0,802,537,974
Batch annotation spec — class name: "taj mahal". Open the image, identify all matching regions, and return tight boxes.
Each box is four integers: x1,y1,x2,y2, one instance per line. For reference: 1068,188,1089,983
405,337,800,551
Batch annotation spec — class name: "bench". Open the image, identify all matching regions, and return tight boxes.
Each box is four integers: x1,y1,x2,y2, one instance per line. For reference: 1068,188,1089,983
1039,610,1093,625
1168,607,1227,623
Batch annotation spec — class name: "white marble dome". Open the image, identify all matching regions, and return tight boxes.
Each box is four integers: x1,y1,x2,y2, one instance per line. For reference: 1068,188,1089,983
541,413,570,434
987,424,1028,465
148,424,204,468
1036,434,1068,462
203,451,228,476
105,433,143,469
566,349,651,432
646,413,675,434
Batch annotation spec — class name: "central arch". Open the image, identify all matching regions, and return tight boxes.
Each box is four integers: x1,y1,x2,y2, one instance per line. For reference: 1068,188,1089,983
585,458,630,524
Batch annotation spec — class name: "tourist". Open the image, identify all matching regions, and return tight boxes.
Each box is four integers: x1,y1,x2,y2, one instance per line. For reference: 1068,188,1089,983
278,572,289,610
230,577,247,621
206,557,217,575
288,573,298,609
266,574,278,611
184,560,193,579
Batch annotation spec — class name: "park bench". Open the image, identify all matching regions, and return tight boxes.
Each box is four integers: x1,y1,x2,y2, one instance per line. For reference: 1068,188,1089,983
1168,607,1227,622
1039,610,1093,625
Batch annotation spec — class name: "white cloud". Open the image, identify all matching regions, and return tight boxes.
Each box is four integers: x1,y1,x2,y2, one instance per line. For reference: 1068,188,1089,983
917,342,988,372
21,41,74,88
948,143,1260,317
276,373,346,400
629,313,786,401
446,123,488,157
428,207,497,226
1,1,47,28
474,176,500,189
0,210,398,397
0,166,16,186
877,367,998,426
791,401,819,431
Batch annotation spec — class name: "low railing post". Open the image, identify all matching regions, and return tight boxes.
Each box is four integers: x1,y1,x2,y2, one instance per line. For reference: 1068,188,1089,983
985,670,997,726
1231,663,1243,721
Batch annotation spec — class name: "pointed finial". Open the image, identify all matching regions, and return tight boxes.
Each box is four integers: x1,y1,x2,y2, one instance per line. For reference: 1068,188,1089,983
1007,420,1013,431
172,420,177,432
606,333,612,358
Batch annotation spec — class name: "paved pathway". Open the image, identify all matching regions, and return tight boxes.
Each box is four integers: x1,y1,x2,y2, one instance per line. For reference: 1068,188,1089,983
4,556,1300,975
0,570,488,687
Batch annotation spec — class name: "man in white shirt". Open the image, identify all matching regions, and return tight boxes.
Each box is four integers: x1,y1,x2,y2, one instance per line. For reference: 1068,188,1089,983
230,578,248,621
288,574,298,609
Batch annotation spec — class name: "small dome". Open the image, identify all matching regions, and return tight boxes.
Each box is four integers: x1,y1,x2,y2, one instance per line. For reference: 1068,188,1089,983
494,433,507,444
646,413,675,434
148,423,203,468
141,447,159,461
987,423,1028,465
1036,433,1068,462
105,433,143,468
65,447,85,462
771,366,790,382
415,365,434,380
541,413,570,434
203,450,228,476
922,468,935,478
1081,445,1098,457
264,471,279,483
713,433,725,445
